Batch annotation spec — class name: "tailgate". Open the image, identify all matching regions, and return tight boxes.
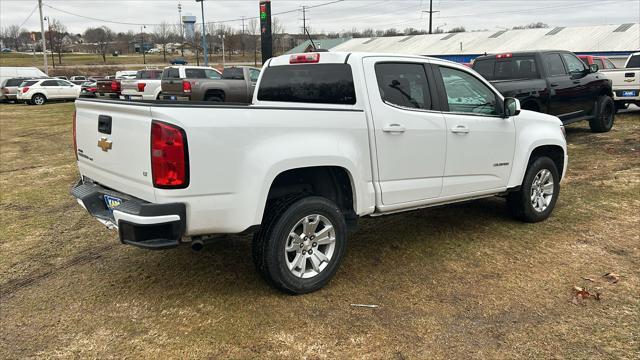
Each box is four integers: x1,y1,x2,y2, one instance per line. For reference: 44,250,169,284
96,81,115,93
161,79,184,95
120,79,140,95
75,100,156,202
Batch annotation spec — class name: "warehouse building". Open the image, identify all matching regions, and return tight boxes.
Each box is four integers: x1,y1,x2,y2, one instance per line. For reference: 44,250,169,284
329,23,639,65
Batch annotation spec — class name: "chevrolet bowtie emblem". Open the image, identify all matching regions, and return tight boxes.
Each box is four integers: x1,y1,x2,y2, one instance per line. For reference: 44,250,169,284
98,137,112,152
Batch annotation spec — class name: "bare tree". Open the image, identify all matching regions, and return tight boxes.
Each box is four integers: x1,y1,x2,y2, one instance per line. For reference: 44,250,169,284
448,26,466,33
512,22,549,30
153,21,173,61
248,18,259,66
272,17,285,55
5,25,22,51
49,19,67,64
84,26,114,63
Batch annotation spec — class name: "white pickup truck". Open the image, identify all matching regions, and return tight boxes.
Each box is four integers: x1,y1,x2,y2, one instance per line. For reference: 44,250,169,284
72,52,567,294
120,69,163,101
601,52,640,110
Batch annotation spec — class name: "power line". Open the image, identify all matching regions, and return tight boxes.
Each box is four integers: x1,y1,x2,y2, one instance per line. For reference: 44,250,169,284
18,4,38,29
42,0,344,28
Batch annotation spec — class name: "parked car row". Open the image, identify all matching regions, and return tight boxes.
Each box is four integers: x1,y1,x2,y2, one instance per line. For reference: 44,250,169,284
89,65,261,104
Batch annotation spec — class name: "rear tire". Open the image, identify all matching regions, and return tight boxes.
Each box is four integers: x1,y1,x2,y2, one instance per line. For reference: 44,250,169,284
252,196,347,294
589,96,614,133
205,94,223,102
31,93,46,105
507,156,560,223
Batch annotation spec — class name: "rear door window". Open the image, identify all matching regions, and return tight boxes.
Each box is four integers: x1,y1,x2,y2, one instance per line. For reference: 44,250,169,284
138,70,162,79
544,54,567,76
185,69,206,79
626,54,640,68
20,80,38,87
222,68,244,80
472,59,495,80
204,69,221,79
375,63,432,110
257,63,356,105
41,80,59,87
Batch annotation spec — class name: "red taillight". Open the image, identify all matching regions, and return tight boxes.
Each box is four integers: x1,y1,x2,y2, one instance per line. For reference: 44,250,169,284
182,80,191,93
151,121,188,188
137,82,146,92
22,87,30,93
72,110,78,160
290,53,320,64
87,87,97,92
496,53,513,59
110,80,120,92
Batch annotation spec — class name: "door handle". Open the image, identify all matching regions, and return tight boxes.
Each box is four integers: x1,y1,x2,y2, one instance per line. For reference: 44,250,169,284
382,124,406,133
450,125,470,134
572,80,580,84
550,83,559,87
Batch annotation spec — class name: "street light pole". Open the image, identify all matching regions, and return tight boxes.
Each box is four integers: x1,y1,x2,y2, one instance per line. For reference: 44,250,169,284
141,25,146,64
178,2,184,56
44,16,54,68
221,34,225,68
196,0,209,66
37,0,48,74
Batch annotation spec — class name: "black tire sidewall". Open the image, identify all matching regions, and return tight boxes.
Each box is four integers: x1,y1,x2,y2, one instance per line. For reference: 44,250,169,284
519,157,560,222
591,96,614,132
32,94,45,105
264,196,347,294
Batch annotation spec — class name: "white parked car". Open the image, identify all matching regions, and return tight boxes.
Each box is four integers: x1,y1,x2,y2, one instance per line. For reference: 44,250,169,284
17,78,81,105
72,52,567,294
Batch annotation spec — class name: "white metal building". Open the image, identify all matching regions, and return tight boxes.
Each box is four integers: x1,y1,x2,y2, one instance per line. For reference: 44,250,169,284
330,23,640,64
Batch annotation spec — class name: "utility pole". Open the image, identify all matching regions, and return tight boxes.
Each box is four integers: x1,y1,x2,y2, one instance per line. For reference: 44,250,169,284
38,0,48,74
196,0,208,66
422,0,440,34
241,16,246,57
44,16,54,68
178,2,184,56
141,25,146,64
302,5,307,35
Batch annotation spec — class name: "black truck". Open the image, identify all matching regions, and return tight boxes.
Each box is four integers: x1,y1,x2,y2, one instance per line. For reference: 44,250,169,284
472,50,615,132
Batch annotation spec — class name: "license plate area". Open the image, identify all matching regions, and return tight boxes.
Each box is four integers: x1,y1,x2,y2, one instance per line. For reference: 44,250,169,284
621,90,637,97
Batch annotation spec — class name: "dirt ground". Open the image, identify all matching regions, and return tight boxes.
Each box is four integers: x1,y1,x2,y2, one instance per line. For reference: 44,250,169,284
1,102,638,359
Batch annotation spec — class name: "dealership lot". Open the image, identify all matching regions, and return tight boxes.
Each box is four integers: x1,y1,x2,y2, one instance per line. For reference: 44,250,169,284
0,102,638,358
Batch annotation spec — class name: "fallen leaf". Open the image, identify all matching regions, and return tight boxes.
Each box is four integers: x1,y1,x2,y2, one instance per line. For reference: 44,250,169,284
603,273,620,284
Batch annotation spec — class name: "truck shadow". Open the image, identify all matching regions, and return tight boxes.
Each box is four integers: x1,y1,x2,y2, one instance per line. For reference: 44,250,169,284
106,196,524,296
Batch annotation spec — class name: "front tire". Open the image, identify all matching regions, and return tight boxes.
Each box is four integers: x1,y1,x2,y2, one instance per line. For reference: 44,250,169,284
507,156,560,223
252,196,347,294
589,96,614,133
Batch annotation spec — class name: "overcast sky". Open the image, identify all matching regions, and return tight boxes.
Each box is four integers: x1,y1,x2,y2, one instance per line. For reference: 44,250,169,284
2,0,639,35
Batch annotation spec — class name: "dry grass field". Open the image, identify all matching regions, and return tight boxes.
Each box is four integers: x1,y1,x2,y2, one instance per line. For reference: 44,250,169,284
1,102,638,358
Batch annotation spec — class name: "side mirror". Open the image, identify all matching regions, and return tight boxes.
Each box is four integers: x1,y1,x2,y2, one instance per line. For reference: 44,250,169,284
504,97,521,118
589,63,599,73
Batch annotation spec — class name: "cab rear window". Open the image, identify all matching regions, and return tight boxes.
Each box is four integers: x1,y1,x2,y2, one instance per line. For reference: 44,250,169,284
473,56,540,80
257,64,356,105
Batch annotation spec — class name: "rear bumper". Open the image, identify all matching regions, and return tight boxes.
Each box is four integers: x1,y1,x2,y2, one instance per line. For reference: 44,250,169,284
613,89,639,102
71,179,186,249
96,92,120,99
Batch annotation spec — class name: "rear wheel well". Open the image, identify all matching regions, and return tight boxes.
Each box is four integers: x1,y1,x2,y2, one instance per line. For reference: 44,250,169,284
265,166,357,230
529,145,564,178
204,89,225,101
